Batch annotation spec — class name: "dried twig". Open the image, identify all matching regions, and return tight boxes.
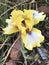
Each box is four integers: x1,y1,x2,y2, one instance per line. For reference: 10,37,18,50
0,43,11,46
0,36,10,50
0,0,32,18
2,48,8,57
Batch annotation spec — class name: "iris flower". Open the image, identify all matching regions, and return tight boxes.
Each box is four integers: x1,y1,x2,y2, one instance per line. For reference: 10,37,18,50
3,9,46,50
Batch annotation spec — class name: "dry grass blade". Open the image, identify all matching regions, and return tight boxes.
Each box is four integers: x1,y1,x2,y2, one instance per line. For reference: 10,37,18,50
0,36,10,50
0,2,11,8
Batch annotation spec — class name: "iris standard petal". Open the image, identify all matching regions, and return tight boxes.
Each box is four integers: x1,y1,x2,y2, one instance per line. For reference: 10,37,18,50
10,9,24,17
10,9,24,26
23,9,35,31
11,16,24,26
24,9,34,19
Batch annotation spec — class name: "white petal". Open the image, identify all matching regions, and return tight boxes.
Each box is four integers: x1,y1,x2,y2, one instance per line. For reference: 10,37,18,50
6,19,13,24
3,24,19,34
22,28,44,50
33,11,44,18
25,31,43,45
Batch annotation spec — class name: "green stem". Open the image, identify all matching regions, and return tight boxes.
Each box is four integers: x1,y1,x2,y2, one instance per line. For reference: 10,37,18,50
21,47,27,65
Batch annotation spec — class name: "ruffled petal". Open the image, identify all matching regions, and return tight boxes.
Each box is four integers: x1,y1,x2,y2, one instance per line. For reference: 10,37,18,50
21,28,44,50
10,9,24,17
3,25,19,34
25,19,34,31
33,11,46,25
24,9,34,19
23,9,35,31
11,16,24,26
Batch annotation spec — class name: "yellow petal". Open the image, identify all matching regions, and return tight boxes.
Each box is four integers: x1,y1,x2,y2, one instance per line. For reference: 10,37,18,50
11,9,24,17
23,9,35,31
3,25,19,34
25,19,34,31
21,28,44,50
11,16,26,34
24,9,34,19
10,9,24,26
11,16,24,26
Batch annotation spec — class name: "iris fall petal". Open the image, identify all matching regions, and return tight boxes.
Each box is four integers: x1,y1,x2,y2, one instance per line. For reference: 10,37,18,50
21,28,44,50
3,25,19,34
33,11,46,25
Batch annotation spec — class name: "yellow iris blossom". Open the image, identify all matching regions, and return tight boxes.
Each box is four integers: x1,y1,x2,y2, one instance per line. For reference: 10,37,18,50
2,9,46,50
